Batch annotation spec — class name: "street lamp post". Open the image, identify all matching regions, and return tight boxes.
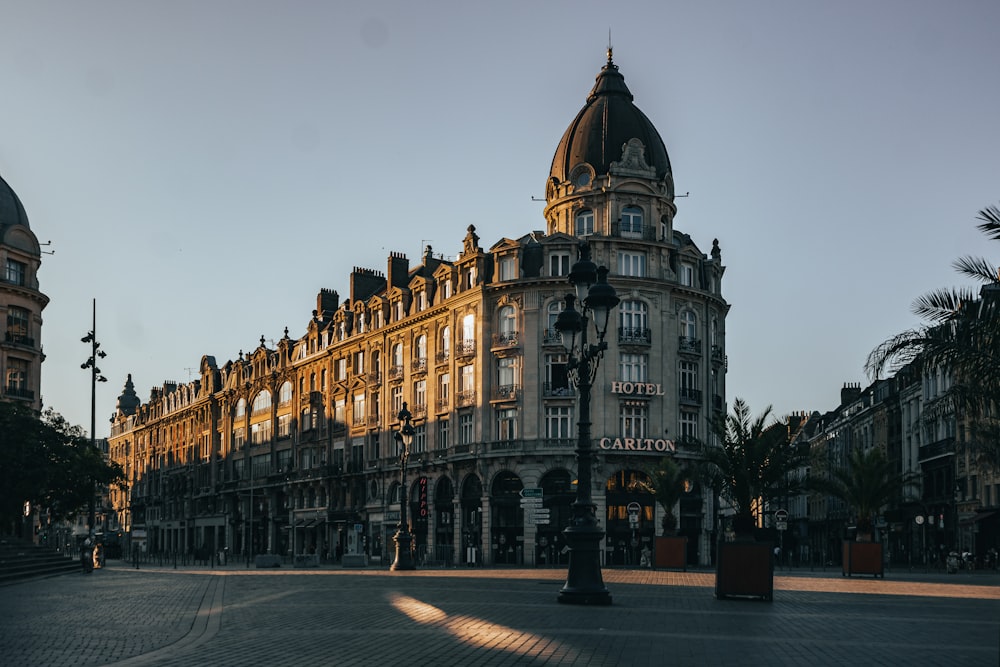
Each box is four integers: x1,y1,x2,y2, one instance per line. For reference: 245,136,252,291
554,242,619,605
391,403,417,571
81,298,108,538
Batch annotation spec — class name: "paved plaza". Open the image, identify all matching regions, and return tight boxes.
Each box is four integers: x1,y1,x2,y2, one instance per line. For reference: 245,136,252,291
1,562,998,666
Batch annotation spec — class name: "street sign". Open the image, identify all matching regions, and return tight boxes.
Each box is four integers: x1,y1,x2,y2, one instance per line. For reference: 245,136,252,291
776,521,787,531
775,509,788,521
520,488,542,498
627,502,641,514
520,498,543,508
533,519,551,525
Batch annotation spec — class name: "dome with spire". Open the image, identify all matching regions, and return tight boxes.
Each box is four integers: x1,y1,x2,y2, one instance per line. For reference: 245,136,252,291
0,172,31,232
548,49,672,190
115,374,141,417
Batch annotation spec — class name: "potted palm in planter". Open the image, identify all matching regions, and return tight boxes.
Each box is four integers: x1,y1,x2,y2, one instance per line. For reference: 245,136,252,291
812,446,913,577
640,456,688,570
701,398,807,600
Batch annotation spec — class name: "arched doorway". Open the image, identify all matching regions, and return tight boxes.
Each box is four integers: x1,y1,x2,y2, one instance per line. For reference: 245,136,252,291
434,477,455,565
605,469,655,566
537,469,574,566
490,471,524,565
460,475,482,565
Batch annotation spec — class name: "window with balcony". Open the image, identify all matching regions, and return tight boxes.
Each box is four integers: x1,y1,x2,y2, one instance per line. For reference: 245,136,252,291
575,209,594,236
496,356,518,399
438,372,450,410
5,357,29,397
680,411,699,443
413,334,427,372
679,309,698,351
5,306,30,345
544,353,570,396
621,206,643,237
679,361,701,404
618,300,649,344
353,392,366,427
414,379,427,413
496,305,517,346
391,385,403,417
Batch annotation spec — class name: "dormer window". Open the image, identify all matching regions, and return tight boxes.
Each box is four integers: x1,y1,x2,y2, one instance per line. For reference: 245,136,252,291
443,279,452,299
498,256,516,281
575,210,594,237
680,264,695,287
549,252,570,277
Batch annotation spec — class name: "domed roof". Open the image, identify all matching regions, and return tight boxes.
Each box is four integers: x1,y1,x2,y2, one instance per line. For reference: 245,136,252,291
549,51,672,185
0,172,30,231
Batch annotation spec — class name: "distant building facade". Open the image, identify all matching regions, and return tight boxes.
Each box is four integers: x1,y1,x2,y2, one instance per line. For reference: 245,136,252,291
107,52,729,567
0,172,48,412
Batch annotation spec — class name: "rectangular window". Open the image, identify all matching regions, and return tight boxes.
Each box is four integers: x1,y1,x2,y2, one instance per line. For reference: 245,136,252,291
414,379,427,411
497,408,517,441
353,392,366,426
620,404,647,439
545,353,570,395
277,414,291,438
251,420,272,445
549,253,570,277
4,259,25,286
459,413,474,445
437,419,449,450
233,427,246,450
680,264,695,287
619,353,648,383
680,411,698,442
413,424,427,454
461,364,475,392
391,385,403,417
545,406,572,439
336,358,347,381
498,256,517,281
353,351,365,375
334,399,345,426
439,373,450,405
6,306,30,342
497,357,517,388
617,252,646,277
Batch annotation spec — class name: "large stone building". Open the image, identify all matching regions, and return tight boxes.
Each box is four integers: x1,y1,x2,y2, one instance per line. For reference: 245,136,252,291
108,51,730,567
1,172,48,412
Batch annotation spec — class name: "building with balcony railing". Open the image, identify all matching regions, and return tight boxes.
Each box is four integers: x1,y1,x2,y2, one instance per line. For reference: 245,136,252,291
1,171,48,413
106,51,729,569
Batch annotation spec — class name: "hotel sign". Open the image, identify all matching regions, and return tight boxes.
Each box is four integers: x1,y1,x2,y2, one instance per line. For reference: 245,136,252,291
599,437,676,453
610,382,665,396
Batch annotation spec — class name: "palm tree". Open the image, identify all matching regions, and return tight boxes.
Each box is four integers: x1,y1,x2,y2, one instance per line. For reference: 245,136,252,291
640,456,686,535
811,447,916,541
867,204,1000,466
700,398,807,535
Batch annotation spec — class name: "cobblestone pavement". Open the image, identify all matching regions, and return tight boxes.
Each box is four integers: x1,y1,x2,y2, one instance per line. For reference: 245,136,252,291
2,562,998,666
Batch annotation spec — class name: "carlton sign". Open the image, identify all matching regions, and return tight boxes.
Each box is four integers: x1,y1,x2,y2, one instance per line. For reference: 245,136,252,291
599,437,676,453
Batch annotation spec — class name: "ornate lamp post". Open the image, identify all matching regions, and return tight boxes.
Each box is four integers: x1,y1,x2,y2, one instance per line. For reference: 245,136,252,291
80,298,108,538
554,242,619,605
391,402,417,571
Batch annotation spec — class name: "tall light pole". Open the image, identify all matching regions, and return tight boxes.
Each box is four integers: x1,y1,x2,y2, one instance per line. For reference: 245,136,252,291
554,242,619,605
80,298,108,538
391,402,416,571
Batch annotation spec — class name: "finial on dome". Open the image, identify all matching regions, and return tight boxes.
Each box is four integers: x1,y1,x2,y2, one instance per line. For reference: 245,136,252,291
607,30,613,65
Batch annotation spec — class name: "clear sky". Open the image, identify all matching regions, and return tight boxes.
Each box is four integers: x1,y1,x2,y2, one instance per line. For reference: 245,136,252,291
2,1,998,437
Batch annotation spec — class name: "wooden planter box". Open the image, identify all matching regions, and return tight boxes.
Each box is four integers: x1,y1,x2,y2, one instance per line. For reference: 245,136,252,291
715,540,773,601
654,536,688,571
842,541,884,578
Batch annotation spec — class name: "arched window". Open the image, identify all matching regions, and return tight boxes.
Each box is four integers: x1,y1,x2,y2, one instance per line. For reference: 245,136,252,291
574,209,594,236
278,381,293,405
619,300,648,330
235,398,246,419
498,305,516,336
413,334,428,372
680,310,697,339
621,206,643,237
440,325,451,361
252,390,272,415
392,343,403,366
